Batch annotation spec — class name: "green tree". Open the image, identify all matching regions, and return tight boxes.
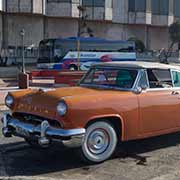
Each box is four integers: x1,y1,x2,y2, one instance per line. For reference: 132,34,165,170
160,21,180,63
169,21,180,46
128,37,145,53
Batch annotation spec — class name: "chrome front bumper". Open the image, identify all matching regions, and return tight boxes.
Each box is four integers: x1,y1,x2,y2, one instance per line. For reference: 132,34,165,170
1,113,86,148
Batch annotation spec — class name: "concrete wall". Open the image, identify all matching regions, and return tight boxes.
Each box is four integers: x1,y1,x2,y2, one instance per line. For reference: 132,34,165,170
87,22,170,50
1,13,171,51
45,18,78,38
71,0,80,18
148,26,169,50
33,0,44,14
6,14,44,47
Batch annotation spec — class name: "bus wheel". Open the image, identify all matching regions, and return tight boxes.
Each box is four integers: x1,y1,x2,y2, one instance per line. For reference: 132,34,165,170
69,65,78,71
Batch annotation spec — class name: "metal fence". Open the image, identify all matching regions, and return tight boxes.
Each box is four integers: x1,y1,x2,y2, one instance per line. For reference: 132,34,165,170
0,47,39,66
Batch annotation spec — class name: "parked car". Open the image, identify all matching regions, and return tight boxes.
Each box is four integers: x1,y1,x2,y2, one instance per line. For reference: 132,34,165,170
2,61,180,163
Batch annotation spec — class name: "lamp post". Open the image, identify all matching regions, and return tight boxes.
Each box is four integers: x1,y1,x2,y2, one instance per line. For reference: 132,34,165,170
19,29,29,89
20,29,25,73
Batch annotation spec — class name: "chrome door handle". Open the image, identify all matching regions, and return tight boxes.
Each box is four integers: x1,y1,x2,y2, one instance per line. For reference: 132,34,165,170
172,91,179,95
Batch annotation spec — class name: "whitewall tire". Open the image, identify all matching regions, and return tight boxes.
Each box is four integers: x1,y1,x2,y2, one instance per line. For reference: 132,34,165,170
81,121,118,163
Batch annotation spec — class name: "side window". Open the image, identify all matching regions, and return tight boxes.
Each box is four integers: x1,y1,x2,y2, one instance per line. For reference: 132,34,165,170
172,71,180,87
147,69,173,88
138,70,149,89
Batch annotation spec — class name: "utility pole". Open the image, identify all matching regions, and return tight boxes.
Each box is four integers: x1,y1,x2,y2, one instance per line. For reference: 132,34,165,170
77,5,86,71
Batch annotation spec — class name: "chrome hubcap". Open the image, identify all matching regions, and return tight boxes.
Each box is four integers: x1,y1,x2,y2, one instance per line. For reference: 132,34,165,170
87,129,110,155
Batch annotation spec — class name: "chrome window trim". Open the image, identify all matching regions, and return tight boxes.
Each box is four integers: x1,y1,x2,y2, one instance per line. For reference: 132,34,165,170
143,68,175,92
133,69,150,91
145,87,180,92
80,66,140,91
132,69,142,89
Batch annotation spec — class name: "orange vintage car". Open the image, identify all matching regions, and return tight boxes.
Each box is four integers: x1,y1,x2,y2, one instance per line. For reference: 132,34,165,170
2,61,180,163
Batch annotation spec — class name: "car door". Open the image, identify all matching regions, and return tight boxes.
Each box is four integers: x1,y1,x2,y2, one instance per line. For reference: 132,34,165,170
171,69,180,127
138,68,178,136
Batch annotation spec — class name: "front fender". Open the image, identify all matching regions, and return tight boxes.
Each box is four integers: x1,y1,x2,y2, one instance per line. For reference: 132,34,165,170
87,114,125,141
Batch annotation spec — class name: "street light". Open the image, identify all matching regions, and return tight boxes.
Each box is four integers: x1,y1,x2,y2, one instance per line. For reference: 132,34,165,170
19,29,29,89
20,29,25,73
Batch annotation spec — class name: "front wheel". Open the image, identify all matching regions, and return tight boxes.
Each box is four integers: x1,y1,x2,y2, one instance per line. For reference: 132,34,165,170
80,121,118,163
69,64,78,71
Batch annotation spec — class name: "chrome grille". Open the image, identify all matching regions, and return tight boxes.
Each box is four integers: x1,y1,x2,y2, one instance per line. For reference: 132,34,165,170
12,112,62,128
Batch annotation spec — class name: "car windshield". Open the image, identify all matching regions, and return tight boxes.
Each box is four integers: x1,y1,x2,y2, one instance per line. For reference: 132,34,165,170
80,67,138,90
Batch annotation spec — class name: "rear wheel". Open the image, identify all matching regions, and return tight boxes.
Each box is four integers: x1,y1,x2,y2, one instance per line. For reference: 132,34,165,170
80,121,118,163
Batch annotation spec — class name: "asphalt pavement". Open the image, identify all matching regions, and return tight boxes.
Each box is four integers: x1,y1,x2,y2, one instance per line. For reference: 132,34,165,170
2,64,180,180
1,110,180,180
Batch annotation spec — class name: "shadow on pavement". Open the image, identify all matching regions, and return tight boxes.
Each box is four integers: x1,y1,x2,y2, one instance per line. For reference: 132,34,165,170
0,141,87,177
1,132,180,177
115,132,180,162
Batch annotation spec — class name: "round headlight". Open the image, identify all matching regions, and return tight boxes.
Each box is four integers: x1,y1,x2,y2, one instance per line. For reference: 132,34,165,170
5,95,14,107
57,101,67,116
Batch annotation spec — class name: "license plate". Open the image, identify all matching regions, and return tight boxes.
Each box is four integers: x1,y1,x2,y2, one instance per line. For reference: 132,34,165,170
16,127,30,137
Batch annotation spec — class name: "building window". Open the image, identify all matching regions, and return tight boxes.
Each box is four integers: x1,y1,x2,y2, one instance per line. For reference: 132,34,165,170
174,0,180,17
82,0,105,7
151,0,169,15
47,0,71,2
128,0,146,12
129,0,135,11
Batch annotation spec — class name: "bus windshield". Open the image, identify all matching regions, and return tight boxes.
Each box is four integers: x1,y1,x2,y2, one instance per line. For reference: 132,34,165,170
38,39,55,63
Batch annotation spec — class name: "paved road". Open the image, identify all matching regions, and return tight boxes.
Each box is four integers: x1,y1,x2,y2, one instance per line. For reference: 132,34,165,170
1,111,180,180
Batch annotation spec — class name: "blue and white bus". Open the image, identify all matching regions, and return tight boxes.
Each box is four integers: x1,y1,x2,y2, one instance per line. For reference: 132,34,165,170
37,37,136,71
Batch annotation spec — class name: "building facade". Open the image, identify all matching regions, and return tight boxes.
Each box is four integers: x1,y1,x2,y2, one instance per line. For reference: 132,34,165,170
0,0,179,51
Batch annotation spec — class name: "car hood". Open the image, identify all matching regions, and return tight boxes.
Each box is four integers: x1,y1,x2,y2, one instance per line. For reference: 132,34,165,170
10,86,131,119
